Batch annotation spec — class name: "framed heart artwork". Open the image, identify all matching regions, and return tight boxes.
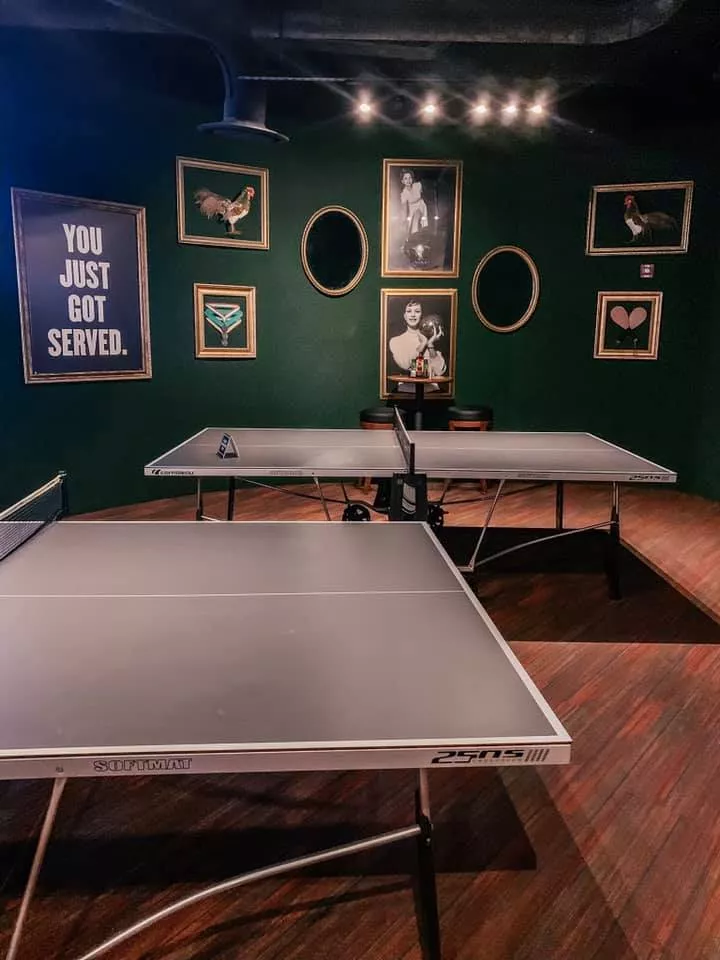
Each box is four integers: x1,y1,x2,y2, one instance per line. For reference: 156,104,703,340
594,291,663,360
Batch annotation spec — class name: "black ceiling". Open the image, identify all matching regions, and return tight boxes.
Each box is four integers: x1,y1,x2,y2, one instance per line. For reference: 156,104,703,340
1,0,718,136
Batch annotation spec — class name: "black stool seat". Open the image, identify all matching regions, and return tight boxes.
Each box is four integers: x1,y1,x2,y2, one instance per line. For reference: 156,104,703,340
360,406,397,425
447,405,493,422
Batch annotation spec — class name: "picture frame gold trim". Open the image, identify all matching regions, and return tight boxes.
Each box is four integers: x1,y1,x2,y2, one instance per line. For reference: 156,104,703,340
381,159,463,278
585,180,693,256
11,187,151,384
177,157,270,250
194,283,257,359
594,291,663,360
471,245,540,334
300,205,369,297
379,288,458,399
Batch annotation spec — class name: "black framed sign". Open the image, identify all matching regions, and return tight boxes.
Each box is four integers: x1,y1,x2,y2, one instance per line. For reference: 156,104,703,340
11,188,152,383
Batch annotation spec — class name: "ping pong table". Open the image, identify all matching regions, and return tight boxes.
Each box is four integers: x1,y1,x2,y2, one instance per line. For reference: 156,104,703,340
0,474,570,960
144,414,677,596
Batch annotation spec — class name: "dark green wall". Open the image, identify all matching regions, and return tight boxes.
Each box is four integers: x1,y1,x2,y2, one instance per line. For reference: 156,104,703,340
1,30,718,512
691,234,720,500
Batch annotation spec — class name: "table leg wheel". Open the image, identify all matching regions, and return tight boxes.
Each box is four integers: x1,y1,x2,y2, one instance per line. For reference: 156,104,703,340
342,504,371,522
427,504,446,529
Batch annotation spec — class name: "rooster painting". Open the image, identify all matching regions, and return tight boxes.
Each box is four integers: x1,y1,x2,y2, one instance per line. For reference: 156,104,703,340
194,185,256,235
623,194,677,243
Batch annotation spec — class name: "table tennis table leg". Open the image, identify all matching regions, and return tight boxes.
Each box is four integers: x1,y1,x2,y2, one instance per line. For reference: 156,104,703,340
555,481,564,531
4,777,67,960
605,481,621,600
414,770,442,960
195,479,204,522
227,478,236,521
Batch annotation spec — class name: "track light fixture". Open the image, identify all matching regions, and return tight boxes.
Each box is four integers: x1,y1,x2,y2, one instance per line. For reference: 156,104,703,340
351,88,552,125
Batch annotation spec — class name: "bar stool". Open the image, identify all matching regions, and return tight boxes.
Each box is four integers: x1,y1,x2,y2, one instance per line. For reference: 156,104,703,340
447,404,493,493
358,407,396,493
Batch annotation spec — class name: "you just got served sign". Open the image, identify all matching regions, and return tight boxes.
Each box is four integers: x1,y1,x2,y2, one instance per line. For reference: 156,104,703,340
11,188,152,383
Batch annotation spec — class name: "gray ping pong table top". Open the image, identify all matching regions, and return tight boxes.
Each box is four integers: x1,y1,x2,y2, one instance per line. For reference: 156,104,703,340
0,520,569,780
144,426,676,483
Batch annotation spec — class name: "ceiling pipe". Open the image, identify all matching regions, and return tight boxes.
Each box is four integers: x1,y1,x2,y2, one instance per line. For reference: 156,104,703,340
250,0,689,46
0,0,688,48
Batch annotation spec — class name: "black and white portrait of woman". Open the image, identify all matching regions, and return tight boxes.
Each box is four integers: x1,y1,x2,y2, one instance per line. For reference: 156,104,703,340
382,159,463,277
380,289,457,399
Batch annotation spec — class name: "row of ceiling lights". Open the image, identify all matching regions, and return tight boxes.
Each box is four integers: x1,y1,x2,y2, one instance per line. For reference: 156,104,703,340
354,93,550,124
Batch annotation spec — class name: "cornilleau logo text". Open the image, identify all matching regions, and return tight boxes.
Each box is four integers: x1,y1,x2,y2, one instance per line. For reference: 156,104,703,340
93,757,193,773
148,469,195,476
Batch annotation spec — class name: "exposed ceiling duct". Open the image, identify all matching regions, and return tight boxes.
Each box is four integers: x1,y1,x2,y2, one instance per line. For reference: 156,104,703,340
0,0,691,46
197,46,289,142
251,2,687,47
99,0,291,141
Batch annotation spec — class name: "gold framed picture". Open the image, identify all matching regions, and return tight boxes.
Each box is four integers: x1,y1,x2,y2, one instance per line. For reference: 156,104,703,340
194,283,256,359
177,157,269,249
381,159,462,277
380,288,457,399
594,291,663,360
585,180,693,256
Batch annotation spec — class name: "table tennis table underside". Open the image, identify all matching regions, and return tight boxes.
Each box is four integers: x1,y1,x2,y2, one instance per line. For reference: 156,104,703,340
0,512,569,960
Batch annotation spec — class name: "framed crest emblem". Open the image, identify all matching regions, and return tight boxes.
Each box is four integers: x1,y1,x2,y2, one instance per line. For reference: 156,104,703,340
194,283,256,358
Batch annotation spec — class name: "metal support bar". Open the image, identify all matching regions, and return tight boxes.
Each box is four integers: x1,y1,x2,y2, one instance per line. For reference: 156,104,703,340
73,825,421,960
437,478,451,507
555,481,564,531
414,770,441,960
466,478,506,571
5,777,67,960
472,520,612,569
313,477,332,521
226,477,236,521
195,479,204,522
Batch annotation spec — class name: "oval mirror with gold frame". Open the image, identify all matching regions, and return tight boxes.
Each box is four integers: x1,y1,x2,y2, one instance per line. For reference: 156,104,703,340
471,245,540,333
301,206,369,297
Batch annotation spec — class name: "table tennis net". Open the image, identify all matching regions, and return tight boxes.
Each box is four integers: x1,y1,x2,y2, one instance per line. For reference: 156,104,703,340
392,406,415,473
0,474,66,562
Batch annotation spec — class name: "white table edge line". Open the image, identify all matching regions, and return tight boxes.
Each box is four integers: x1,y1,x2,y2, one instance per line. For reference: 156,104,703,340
419,523,572,741
0,589,465,599
0,736,572,759
144,426,210,467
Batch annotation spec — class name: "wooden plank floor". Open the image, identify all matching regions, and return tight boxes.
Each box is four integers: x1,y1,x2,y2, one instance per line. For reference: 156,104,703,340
1,481,719,960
